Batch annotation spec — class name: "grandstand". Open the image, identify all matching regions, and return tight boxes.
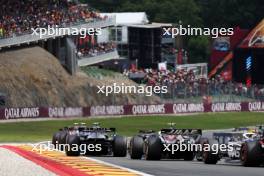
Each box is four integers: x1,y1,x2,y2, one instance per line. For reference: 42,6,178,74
0,0,118,74
124,66,264,103
0,0,162,107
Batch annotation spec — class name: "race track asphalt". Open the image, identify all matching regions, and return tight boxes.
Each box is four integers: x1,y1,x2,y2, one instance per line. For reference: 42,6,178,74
90,130,264,176
90,156,264,176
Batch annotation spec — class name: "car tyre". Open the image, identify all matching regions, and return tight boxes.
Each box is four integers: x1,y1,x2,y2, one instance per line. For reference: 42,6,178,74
145,135,162,160
203,139,219,164
184,151,195,161
52,131,61,149
113,136,127,157
240,141,262,167
59,130,68,145
65,135,80,156
196,137,208,161
130,136,144,159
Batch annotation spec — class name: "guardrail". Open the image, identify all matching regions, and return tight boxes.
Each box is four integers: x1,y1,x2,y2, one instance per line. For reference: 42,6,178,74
0,17,116,49
0,101,263,120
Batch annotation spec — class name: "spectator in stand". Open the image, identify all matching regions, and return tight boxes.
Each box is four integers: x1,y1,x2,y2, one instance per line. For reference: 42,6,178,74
0,0,105,38
75,35,116,58
124,68,264,100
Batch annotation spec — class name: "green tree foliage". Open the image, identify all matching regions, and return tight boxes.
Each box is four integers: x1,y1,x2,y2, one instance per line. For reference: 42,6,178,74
84,0,264,63
120,0,202,26
197,0,264,28
187,36,210,63
86,0,202,25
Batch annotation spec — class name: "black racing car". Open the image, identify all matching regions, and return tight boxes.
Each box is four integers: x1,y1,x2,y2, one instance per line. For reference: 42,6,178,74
52,123,127,157
129,125,202,160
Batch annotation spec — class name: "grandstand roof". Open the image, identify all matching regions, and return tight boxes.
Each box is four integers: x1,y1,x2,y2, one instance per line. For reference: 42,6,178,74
129,22,172,29
239,19,264,48
100,12,149,26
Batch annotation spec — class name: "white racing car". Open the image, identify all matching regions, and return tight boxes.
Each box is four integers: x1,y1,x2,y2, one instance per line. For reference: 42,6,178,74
199,126,264,166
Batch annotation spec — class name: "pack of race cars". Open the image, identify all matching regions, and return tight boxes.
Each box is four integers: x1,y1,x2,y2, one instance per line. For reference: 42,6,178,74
52,123,264,167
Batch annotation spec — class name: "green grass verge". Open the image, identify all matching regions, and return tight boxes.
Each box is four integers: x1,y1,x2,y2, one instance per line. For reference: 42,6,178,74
0,112,264,142
80,66,124,79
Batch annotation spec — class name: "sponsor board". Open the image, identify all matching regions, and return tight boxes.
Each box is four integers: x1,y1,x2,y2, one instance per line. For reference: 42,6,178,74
248,102,264,112
131,104,166,115
90,105,124,116
172,103,204,114
48,107,83,118
3,107,40,119
211,102,242,112
0,102,263,120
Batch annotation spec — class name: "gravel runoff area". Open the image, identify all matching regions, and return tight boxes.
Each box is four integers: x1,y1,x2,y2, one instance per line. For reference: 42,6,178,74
0,147,56,176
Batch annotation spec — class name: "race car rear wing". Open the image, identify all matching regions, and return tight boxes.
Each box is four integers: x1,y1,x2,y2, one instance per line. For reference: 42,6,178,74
233,127,250,132
213,132,244,138
213,132,244,144
83,127,116,133
138,130,156,134
160,129,202,135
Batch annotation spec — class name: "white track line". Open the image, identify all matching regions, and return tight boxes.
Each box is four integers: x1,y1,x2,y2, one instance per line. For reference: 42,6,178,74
39,141,154,176
83,156,154,176
2,142,153,176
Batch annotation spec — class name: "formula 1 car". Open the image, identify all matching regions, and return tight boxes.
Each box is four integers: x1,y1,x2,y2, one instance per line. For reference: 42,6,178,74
52,123,127,157
129,124,202,160
240,126,264,166
199,126,264,166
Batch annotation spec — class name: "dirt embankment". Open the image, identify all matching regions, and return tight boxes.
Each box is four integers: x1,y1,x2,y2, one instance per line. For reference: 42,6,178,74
0,47,159,107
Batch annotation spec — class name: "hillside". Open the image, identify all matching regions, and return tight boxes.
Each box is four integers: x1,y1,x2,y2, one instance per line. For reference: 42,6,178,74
0,47,159,107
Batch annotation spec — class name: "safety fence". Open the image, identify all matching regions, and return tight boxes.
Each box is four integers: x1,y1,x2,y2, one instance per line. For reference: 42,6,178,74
0,101,263,120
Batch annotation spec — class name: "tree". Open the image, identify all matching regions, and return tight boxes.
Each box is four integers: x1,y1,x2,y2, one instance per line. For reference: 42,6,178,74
196,0,264,28
83,0,264,63
187,36,210,63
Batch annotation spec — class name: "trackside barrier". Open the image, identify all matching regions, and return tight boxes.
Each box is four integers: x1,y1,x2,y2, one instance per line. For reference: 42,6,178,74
0,102,264,120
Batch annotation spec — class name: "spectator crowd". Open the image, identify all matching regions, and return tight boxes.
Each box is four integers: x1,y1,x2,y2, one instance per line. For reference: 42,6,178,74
76,39,116,58
0,0,104,38
123,68,264,100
